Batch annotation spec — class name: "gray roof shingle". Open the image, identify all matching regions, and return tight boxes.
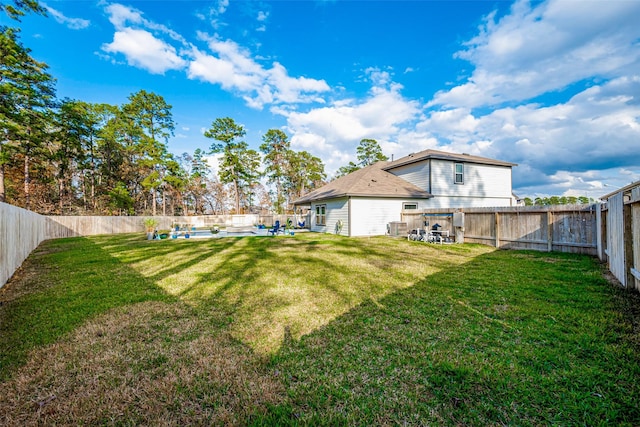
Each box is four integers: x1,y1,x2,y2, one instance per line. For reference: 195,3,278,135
293,161,432,205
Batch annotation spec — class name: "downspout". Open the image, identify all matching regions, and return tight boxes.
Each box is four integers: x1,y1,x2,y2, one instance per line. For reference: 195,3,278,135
428,159,432,194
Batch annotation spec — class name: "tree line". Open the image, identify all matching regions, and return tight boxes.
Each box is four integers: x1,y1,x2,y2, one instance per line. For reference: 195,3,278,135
1,1,326,215
521,196,595,206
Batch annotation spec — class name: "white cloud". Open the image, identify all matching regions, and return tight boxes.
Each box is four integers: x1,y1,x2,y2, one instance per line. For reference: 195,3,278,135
102,28,186,74
187,44,263,91
104,3,187,43
516,166,635,200
215,0,230,15
187,33,329,109
100,3,328,106
268,62,330,102
430,0,640,108
93,1,640,197
416,0,640,197
278,74,422,174
417,75,640,196
364,67,392,87
196,0,230,29
100,3,189,74
104,3,143,28
204,154,223,178
44,3,90,30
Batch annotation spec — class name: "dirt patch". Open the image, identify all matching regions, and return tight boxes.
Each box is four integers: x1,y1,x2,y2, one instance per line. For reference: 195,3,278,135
602,268,623,288
0,301,285,426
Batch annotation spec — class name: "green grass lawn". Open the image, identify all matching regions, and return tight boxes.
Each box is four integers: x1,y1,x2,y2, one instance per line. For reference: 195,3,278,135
1,233,639,425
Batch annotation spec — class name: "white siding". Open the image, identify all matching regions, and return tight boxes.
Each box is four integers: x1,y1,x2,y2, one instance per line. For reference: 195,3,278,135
350,198,425,236
311,198,349,236
430,160,512,206
387,161,430,191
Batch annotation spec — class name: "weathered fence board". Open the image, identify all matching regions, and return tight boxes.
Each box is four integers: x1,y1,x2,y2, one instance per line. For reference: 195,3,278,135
0,203,41,288
605,192,627,287
1,203,69,288
632,188,640,290
402,205,598,255
596,181,640,290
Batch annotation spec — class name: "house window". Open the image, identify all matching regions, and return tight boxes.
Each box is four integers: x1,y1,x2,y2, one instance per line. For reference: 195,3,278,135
403,203,418,210
454,163,464,184
315,204,326,226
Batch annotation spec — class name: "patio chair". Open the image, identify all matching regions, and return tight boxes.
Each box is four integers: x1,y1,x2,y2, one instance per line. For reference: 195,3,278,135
407,229,426,241
268,220,282,236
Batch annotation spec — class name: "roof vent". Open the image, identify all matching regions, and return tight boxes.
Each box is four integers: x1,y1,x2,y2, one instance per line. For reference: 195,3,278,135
462,152,470,156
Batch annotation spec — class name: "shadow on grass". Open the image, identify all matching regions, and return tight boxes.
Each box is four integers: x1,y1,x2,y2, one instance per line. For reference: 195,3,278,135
118,234,468,353
5,233,639,425
0,236,175,380
264,249,640,426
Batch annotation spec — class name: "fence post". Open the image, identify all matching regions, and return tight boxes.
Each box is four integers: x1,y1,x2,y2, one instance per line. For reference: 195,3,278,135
494,212,500,248
596,204,604,261
624,201,634,289
632,189,640,291
547,211,553,252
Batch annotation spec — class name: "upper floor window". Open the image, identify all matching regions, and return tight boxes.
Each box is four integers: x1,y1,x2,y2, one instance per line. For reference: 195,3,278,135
454,163,464,184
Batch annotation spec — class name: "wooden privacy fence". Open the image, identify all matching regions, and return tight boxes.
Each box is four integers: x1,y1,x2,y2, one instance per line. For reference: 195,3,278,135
600,181,640,291
0,203,71,288
3,185,639,291
402,205,598,255
45,213,310,239
0,204,311,288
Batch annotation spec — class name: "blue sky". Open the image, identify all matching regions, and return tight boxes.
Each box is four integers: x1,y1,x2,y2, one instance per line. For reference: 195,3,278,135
8,0,640,200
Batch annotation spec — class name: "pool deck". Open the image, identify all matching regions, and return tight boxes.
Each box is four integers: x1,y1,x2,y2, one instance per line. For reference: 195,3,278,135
171,227,309,239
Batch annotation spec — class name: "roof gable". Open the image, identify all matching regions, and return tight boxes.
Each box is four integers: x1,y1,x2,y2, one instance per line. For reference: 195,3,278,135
293,162,432,205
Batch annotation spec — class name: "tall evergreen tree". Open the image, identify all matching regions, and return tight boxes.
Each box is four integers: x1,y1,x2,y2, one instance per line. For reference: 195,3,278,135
241,148,261,213
356,138,388,166
1,0,52,206
285,150,325,200
50,98,90,213
122,90,174,215
335,161,359,179
335,138,388,180
204,117,259,214
179,150,210,214
0,0,46,20
1,26,55,206
260,129,290,213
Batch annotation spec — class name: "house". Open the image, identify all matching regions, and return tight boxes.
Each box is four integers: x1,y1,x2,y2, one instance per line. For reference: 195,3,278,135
293,149,517,237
